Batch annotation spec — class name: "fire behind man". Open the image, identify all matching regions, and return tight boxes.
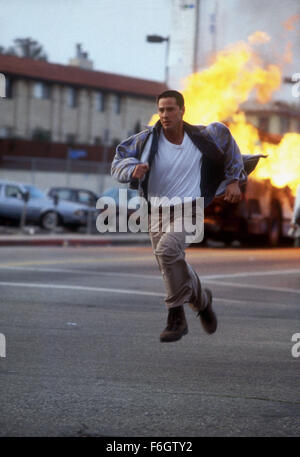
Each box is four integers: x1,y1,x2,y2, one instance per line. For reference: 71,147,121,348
111,90,261,343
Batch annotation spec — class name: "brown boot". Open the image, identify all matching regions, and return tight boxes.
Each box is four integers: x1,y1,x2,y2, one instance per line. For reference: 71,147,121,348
160,305,188,343
197,288,217,334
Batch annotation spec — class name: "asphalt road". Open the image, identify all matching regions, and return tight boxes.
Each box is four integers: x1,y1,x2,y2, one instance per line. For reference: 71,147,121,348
0,244,299,437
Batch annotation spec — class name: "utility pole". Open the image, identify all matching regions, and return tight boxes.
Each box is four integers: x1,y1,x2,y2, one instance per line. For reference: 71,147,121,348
193,0,200,73
210,1,218,55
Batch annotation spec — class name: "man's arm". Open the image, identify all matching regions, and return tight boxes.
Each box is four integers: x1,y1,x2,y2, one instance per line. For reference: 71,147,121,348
132,163,149,179
224,180,241,203
111,130,150,183
207,122,246,203
111,144,141,183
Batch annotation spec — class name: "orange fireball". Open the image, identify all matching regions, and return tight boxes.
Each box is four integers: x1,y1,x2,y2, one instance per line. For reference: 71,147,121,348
149,31,300,195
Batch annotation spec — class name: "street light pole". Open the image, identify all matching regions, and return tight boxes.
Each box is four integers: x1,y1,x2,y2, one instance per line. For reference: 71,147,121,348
146,34,170,85
165,37,170,85
193,0,200,73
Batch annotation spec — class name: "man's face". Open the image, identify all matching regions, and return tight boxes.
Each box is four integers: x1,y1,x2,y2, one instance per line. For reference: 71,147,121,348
157,97,185,132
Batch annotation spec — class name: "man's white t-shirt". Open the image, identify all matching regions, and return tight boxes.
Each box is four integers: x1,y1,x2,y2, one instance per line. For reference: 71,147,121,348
147,131,202,207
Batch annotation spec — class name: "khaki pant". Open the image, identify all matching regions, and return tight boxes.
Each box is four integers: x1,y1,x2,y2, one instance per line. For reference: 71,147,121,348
148,206,208,311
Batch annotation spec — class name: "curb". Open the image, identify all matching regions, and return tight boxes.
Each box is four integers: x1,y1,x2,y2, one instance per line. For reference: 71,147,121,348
0,234,151,247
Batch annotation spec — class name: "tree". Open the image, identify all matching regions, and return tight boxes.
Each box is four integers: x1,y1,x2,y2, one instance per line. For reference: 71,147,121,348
0,38,48,60
13,38,48,60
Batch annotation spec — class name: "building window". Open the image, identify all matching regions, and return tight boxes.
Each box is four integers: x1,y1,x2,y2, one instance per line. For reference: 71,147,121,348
33,82,51,99
5,76,14,99
94,136,102,145
280,116,290,134
114,94,122,115
112,138,121,147
0,126,12,138
67,87,77,108
66,133,76,144
134,121,141,133
96,91,105,112
258,116,269,133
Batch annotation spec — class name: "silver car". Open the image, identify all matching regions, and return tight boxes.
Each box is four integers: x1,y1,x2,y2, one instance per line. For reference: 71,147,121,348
0,180,97,230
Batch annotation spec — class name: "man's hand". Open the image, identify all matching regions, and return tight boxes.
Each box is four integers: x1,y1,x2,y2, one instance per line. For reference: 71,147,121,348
132,163,149,179
224,181,241,204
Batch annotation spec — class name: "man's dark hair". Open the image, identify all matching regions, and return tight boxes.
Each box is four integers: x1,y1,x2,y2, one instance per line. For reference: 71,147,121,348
157,90,185,109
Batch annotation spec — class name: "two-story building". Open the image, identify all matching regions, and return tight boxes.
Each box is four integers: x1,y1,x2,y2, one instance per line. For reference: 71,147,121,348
0,53,166,193
0,53,166,145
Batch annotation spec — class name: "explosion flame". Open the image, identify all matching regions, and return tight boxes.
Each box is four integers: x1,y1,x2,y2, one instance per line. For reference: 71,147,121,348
149,31,300,194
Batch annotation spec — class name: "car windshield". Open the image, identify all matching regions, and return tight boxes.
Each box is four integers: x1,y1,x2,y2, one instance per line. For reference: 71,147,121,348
24,185,46,199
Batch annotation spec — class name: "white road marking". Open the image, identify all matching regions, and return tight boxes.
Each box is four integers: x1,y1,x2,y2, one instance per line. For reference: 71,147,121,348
0,265,299,282
0,261,299,298
203,269,300,280
0,281,298,304
0,255,154,268
0,265,160,280
0,281,164,297
205,280,300,295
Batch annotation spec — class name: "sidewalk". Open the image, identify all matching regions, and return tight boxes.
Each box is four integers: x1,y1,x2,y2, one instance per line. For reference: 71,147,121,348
0,226,151,247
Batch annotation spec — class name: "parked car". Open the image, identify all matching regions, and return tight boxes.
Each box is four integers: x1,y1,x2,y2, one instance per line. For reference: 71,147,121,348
0,180,97,230
47,187,99,207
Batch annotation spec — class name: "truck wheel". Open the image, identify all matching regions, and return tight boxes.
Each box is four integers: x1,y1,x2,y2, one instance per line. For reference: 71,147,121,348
41,211,58,231
268,205,282,247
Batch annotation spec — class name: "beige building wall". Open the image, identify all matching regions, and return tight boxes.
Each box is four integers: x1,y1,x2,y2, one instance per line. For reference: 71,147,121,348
50,85,62,142
0,91,14,129
89,92,108,145
269,115,281,135
76,89,90,144
245,114,259,129
28,82,52,134
13,80,29,138
0,77,157,144
126,96,156,130
61,87,78,141
290,118,299,132
107,93,122,142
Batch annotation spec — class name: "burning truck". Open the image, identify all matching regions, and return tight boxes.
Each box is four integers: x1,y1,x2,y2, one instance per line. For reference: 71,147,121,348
204,128,296,246
205,175,295,246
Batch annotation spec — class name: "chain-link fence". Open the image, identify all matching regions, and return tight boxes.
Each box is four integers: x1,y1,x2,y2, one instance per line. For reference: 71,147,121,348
1,154,110,174
1,154,112,194
0,155,114,234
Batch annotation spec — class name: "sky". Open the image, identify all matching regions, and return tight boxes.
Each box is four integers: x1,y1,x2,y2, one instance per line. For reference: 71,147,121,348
0,0,171,81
